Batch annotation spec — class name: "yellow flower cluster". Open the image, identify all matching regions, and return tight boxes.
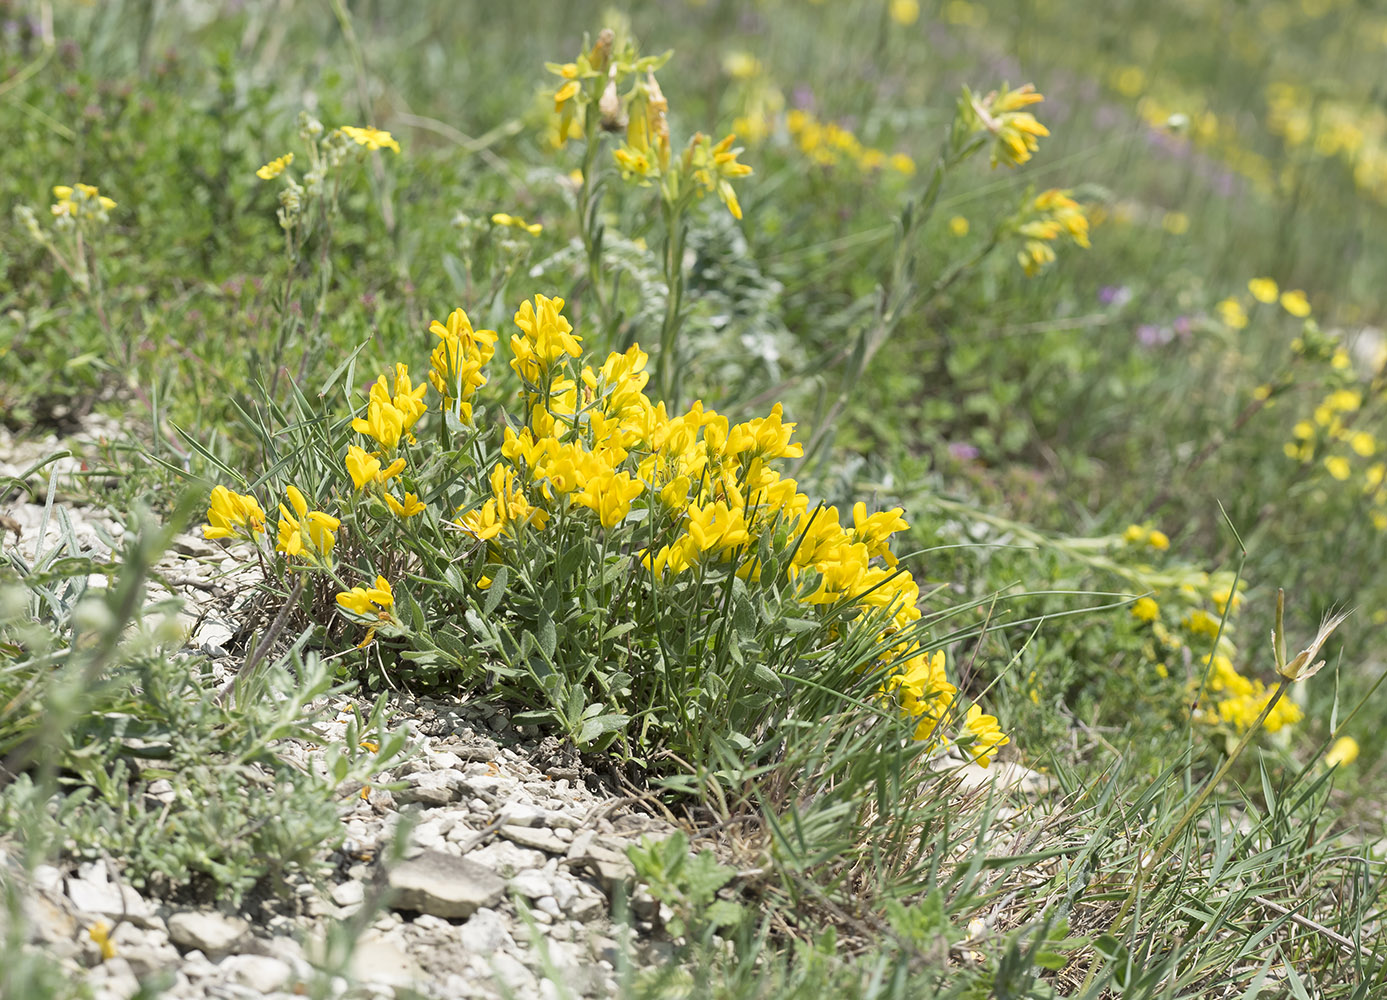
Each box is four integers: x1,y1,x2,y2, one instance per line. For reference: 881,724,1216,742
962,705,1009,767
1123,523,1170,551
1325,735,1359,768
429,308,498,424
352,364,428,452
684,132,754,220
492,212,542,236
1217,276,1313,331
1122,557,1294,735
50,183,116,224
1198,653,1302,733
203,361,439,600
276,485,339,560
783,110,916,176
546,32,751,220
447,293,987,757
255,153,294,180
1015,189,1090,276
1284,382,1387,528
547,28,622,146
459,462,551,543
203,486,266,542
1266,80,1387,209
964,83,1051,169
339,125,401,153
203,483,340,561
337,576,394,617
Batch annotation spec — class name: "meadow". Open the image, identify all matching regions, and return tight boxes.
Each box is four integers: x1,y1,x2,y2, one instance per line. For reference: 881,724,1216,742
3,0,1386,996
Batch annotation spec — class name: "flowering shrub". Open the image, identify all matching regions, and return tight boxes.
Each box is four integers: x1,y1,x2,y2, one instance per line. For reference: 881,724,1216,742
203,292,1007,770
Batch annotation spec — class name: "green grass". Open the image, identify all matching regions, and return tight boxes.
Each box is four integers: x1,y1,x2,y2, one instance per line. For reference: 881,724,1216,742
2,0,1386,996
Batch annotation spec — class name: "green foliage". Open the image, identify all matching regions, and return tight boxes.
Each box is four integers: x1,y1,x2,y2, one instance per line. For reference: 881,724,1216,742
0,491,408,906
627,830,745,943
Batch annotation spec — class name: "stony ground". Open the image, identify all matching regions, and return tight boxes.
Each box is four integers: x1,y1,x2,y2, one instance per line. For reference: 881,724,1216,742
7,691,681,999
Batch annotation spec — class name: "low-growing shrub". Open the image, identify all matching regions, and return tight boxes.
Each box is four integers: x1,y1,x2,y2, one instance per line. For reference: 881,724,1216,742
202,291,1011,779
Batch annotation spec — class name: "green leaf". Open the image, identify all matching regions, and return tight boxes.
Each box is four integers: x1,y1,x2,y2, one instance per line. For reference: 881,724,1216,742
576,712,630,745
535,611,556,660
402,587,426,636
316,339,369,399
464,609,489,637
601,621,637,642
443,565,469,597
731,592,756,639
704,898,744,930
483,566,508,615
749,662,780,692
1095,934,1133,989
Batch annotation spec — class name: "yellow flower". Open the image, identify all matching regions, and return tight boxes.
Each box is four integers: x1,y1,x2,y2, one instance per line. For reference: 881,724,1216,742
949,215,970,237
510,294,582,385
1147,529,1170,550
339,125,401,153
1210,586,1242,616
1350,432,1377,457
429,307,498,420
1018,239,1056,276
1162,211,1189,235
1112,65,1145,97
458,463,549,541
88,920,116,961
1131,596,1159,623
1248,277,1279,303
255,153,294,180
1279,289,1311,317
352,397,405,450
966,82,1050,168
345,445,405,490
575,471,645,529
686,132,753,220
491,212,543,236
385,491,426,518
203,486,266,541
1216,298,1248,330
1183,608,1221,639
553,79,580,109
336,575,394,617
275,485,339,559
1325,736,1359,768
1325,455,1351,481
1014,190,1089,275
962,704,1009,767
50,183,116,219
889,0,920,26
722,51,762,79
613,144,656,183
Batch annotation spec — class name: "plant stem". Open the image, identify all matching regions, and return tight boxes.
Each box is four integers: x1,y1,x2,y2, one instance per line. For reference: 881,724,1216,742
655,197,688,408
